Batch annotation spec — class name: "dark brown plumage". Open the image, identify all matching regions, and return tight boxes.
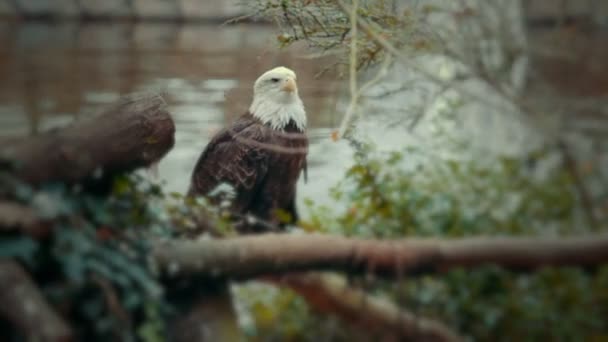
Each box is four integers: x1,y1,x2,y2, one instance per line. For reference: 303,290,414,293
188,113,308,232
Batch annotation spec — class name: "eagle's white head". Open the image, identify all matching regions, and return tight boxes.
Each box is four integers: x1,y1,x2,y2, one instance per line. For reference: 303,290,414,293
249,66,307,131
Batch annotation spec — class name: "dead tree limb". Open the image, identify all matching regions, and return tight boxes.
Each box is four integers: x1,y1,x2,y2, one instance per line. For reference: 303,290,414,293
153,233,608,279
267,273,461,342
0,260,73,342
0,93,175,185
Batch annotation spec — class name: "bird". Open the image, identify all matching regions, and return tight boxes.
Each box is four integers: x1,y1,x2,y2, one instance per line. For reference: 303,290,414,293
188,66,308,233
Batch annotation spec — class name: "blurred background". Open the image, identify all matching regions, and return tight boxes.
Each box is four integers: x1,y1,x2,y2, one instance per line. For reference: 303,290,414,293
2,1,608,341
0,0,607,211
0,0,344,201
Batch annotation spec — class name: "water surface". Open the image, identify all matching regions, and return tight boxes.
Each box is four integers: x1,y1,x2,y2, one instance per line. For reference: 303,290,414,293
0,22,351,210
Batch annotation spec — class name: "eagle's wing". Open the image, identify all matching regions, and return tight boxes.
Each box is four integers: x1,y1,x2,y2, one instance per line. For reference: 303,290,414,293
188,120,269,212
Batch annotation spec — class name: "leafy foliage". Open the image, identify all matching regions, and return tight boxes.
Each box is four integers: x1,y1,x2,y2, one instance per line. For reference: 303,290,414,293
240,2,608,337
312,144,580,238
252,143,608,341
235,283,354,342
2,1,606,339
0,172,172,341
4,146,604,341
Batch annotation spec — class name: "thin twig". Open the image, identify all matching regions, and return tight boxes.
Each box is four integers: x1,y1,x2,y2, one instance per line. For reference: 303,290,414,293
334,0,525,120
359,54,393,95
228,129,309,155
337,0,359,139
336,54,392,139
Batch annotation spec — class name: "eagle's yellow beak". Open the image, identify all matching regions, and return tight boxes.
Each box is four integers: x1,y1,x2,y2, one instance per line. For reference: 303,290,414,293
282,78,297,93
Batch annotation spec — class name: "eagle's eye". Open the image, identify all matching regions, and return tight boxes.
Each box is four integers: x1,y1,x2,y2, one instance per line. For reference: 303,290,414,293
270,78,280,83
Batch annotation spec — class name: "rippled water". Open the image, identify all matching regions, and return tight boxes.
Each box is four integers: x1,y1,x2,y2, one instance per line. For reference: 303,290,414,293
0,22,354,211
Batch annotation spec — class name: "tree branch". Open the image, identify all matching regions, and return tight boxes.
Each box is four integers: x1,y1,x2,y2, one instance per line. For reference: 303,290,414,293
267,273,461,342
0,260,73,342
334,0,523,117
153,233,608,279
336,0,359,139
0,93,175,186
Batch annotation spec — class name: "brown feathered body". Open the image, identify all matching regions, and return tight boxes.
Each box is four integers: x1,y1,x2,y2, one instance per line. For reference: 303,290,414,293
188,113,308,232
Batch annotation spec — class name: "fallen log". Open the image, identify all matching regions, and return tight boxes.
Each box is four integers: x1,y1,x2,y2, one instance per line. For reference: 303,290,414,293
153,233,608,279
0,93,175,186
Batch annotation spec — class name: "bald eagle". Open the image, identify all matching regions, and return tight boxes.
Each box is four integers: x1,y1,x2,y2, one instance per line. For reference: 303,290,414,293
188,67,308,232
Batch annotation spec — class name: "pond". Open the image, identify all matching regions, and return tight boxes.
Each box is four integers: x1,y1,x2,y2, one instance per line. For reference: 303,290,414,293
0,21,354,213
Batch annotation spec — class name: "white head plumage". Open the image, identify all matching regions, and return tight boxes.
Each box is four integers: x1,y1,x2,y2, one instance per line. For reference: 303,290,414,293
249,66,307,131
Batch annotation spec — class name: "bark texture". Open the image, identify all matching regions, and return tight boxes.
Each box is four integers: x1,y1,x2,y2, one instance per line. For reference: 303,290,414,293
0,93,174,186
153,233,608,279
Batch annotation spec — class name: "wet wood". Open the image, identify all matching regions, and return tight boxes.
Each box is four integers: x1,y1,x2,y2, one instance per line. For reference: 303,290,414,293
0,93,175,186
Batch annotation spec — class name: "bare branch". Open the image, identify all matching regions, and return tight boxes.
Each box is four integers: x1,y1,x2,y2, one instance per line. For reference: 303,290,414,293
334,0,523,118
228,127,309,155
336,0,359,140
337,54,392,140
336,0,393,140
153,233,608,279
267,273,461,342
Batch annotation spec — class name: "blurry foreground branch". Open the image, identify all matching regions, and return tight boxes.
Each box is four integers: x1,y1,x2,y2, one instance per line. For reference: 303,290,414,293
154,233,608,279
267,273,461,342
0,260,73,342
